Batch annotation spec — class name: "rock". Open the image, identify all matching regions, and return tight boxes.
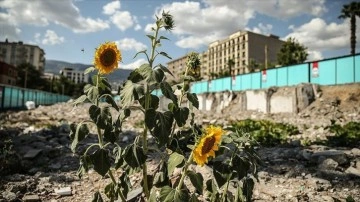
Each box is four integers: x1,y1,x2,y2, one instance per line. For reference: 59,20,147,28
23,149,42,159
310,178,332,191
49,163,62,170
300,149,312,160
311,150,348,165
2,191,16,201
351,148,360,157
318,158,338,170
345,166,360,177
126,187,143,202
23,194,40,202
54,187,72,196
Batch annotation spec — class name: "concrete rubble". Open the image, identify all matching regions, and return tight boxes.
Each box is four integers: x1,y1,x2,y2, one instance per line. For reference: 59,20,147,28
0,83,359,201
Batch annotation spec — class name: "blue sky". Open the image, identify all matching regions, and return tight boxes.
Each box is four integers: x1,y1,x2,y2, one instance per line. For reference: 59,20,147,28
0,0,357,70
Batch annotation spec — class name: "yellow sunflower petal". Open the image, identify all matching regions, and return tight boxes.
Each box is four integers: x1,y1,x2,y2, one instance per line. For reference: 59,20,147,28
94,42,122,74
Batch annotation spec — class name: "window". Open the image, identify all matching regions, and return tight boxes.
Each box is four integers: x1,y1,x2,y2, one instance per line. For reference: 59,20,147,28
242,52,245,57
242,44,245,49
242,60,246,65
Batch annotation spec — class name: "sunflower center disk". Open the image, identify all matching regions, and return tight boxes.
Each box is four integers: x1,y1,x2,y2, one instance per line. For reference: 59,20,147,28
100,49,116,67
201,136,215,155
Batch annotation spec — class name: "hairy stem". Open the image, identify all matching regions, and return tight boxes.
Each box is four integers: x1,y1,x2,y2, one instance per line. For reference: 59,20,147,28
108,170,126,202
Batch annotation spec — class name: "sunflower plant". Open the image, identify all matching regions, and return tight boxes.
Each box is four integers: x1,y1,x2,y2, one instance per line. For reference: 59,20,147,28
70,11,259,202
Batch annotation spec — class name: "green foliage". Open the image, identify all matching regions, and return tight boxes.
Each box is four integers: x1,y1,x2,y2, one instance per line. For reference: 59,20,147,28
339,1,360,55
326,121,360,146
231,119,299,146
70,11,259,202
277,37,308,66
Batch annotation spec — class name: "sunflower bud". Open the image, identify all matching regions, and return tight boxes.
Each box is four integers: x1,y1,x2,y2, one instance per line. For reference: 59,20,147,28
186,52,201,71
161,11,174,31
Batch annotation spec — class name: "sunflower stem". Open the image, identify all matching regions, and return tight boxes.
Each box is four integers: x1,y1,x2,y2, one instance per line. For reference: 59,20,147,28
95,73,104,147
168,66,190,145
108,170,126,202
175,151,194,192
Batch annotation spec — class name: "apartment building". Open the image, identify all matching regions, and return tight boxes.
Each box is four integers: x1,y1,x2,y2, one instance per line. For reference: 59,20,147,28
0,39,46,73
0,61,18,86
167,30,284,81
206,31,284,79
60,68,89,84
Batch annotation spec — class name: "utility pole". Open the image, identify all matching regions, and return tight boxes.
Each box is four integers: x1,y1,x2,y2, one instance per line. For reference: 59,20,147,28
265,45,268,69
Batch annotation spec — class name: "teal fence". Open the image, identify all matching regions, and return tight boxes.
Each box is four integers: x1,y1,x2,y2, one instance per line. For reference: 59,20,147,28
0,84,70,110
190,54,360,94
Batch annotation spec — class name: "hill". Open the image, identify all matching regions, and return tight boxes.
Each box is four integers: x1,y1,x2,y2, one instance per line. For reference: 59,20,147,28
45,59,132,84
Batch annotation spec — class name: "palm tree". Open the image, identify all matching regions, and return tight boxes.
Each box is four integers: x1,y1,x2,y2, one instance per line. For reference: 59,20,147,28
227,58,235,76
339,1,360,55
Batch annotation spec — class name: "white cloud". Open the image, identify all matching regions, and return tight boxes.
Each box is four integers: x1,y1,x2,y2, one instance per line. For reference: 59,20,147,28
116,38,147,52
247,23,273,35
121,58,147,70
0,0,109,33
285,18,358,51
42,30,65,45
103,0,120,15
110,11,134,31
134,24,142,31
307,50,323,61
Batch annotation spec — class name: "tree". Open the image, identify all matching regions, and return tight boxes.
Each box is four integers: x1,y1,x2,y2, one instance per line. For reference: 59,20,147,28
277,37,308,66
339,1,360,55
17,63,49,90
227,58,235,76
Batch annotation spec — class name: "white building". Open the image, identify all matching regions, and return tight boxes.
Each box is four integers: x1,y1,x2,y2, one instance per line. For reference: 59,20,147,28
60,68,89,84
0,39,46,73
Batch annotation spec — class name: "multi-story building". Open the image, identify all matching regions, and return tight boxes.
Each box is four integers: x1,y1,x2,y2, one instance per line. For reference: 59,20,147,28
206,31,284,79
0,39,46,73
60,68,89,84
0,61,18,86
167,30,285,81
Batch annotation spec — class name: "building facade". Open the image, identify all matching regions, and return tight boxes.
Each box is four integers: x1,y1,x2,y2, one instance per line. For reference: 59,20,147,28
0,39,46,73
0,62,18,86
60,68,89,84
167,30,285,81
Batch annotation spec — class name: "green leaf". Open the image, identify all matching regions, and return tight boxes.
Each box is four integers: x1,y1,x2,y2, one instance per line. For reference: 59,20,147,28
167,152,185,176
187,171,203,194
100,78,112,92
235,181,245,202
160,81,178,104
84,66,96,75
70,122,89,152
190,193,200,202
213,160,232,188
139,95,159,110
159,51,172,59
90,148,111,177
103,126,118,144
123,144,146,168
145,108,157,129
243,178,254,202
173,107,189,127
87,86,99,104
92,191,104,202
89,105,112,129
151,111,174,147
153,161,170,187
205,179,220,202
153,67,165,83
118,172,132,198
158,63,174,77
159,36,170,41
77,154,91,178
104,182,116,200
120,80,144,107
146,34,155,41
73,95,88,106
187,93,199,109
133,49,147,59
103,94,119,111
160,186,175,202
84,84,93,93
232,156,250,180
114,145,124,169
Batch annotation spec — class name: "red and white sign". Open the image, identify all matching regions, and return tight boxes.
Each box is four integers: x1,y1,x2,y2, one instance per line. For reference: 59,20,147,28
232,76,236,85
262,70,267,82
312,62,319,78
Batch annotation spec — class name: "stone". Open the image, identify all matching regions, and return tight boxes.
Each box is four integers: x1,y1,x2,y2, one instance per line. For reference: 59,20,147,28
311,150,348,165
318,158,338,170
126,187,143,202
24,149,42,159
49,163,61,170
300,149,312,160
345,167,360,177
2,191,16,201
54,187,72,196
23,194,40,202
351,148,360,157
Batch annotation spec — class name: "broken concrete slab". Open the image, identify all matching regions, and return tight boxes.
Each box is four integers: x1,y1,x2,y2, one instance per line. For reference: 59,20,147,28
54,187,72,196
23,149,42,159
23,194,40,202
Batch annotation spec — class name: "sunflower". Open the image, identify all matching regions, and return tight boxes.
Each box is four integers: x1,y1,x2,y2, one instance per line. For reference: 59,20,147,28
193,125,224,166
94,42,122,74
